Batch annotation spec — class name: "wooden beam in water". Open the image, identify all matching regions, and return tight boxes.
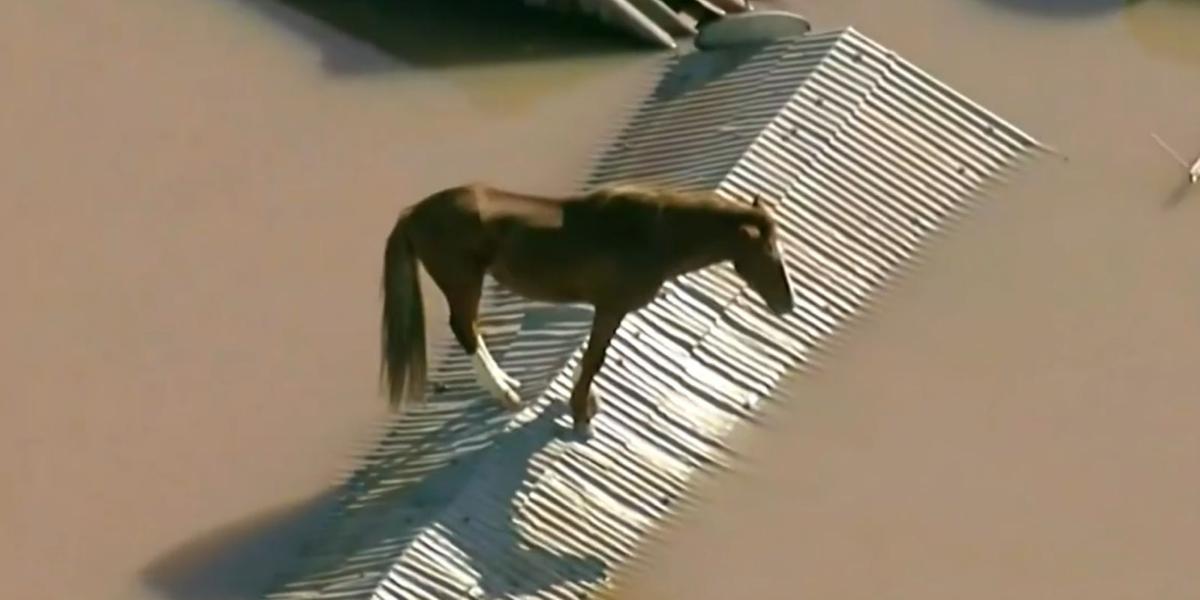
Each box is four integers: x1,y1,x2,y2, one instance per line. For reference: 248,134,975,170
521,0,677,47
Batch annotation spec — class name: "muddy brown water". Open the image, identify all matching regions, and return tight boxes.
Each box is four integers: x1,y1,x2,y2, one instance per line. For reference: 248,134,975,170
3,1,1199,599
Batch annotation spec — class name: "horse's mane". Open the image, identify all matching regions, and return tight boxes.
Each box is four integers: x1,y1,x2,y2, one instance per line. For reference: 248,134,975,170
582,184,769,231
585,184,759,215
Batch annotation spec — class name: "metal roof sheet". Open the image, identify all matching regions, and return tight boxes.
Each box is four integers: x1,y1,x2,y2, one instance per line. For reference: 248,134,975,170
265,27,1046,600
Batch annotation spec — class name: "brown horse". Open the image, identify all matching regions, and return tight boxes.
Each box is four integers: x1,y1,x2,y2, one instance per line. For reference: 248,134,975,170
381,183,794,437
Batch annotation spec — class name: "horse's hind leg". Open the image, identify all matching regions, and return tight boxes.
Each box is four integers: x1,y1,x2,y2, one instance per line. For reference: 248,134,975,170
406,190,521,410
439,272,522,411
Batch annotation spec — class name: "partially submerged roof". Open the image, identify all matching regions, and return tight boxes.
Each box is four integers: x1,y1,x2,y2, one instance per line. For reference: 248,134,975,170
266,27,1047,600
521,0,755,48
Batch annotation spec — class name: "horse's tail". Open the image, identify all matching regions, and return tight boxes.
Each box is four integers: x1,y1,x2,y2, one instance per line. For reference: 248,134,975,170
381,214,427,410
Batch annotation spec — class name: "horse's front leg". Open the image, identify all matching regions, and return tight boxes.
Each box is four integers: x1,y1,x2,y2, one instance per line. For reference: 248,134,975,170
569,308,625,438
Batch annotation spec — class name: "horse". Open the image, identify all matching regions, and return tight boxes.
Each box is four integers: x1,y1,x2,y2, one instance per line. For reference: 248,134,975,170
381,183,795,437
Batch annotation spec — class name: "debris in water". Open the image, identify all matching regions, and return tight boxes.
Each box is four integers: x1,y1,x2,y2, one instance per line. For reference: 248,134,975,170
1151,132,1200,184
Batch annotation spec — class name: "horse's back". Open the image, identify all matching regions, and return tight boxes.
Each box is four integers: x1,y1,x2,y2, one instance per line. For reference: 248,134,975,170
409,184,567,229
476,186,569,230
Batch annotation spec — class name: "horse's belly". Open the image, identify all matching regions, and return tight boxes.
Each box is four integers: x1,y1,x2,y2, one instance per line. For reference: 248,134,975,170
488,231,659,307
488,258,590,304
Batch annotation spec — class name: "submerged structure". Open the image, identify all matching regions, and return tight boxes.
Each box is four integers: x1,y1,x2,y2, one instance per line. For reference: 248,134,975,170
266,27,1047,600
521,0,752,48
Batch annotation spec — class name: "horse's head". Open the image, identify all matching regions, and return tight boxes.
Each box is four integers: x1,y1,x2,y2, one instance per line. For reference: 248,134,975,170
733,197,794,315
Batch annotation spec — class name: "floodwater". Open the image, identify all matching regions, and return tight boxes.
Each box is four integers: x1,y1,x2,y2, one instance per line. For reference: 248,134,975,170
615,0,1200,598
2,1,1199,600
1,2,654,599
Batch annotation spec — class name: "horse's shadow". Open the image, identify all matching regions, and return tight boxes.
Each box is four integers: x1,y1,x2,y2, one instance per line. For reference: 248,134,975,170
414,406,608,598
143,286,602,599
140,489,344,600
143,406,603,599
301,405,606,599
221,0,641,76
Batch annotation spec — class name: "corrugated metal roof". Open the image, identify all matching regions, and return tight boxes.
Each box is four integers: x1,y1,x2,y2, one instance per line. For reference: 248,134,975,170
265,27,1046,600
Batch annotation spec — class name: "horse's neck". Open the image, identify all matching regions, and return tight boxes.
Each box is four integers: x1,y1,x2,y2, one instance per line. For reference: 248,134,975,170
659,209,744,276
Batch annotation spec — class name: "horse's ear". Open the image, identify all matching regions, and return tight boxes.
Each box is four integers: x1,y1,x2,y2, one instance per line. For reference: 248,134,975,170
752,195,763,209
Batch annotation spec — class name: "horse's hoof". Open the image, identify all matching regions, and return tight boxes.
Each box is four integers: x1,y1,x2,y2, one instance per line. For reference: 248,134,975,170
572,419,594,440
498,389,522,411
502,374,521,391
567,391,597,408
